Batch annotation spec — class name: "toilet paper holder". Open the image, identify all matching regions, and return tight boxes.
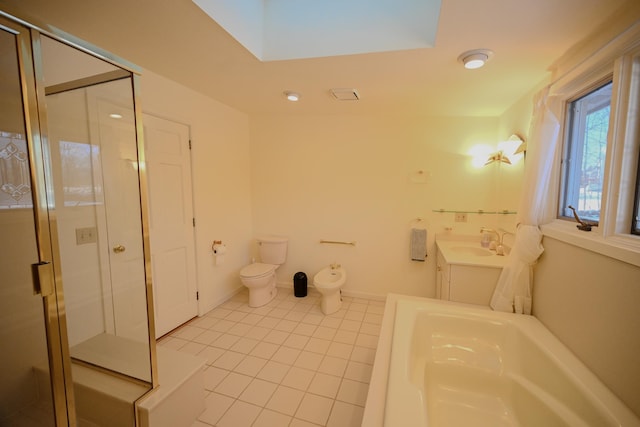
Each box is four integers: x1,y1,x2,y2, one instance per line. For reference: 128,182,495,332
212,240,226,254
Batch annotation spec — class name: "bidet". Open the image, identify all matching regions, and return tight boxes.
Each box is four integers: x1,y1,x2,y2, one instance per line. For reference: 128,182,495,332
313,264,347,314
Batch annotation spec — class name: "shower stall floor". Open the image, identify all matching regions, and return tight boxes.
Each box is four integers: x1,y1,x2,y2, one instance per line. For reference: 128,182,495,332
70,333,151,381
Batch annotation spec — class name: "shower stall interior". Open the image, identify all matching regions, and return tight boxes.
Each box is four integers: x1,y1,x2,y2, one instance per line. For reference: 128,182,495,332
0,11,156,426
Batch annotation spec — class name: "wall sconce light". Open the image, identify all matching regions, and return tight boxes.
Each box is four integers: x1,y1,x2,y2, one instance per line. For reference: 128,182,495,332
514,139,527,155
487,134,526,166
284,91,300,102
469,134,526,168
458,49,494,69
484,151,511,166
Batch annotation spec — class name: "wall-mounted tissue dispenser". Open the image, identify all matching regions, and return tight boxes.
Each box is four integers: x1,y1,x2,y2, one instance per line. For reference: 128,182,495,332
212,240,227,265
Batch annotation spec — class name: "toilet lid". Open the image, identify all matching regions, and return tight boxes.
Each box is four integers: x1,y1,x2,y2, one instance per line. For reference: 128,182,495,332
240,263,276,278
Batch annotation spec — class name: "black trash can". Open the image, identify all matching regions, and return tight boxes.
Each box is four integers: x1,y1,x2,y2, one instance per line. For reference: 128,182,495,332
293,272,307,297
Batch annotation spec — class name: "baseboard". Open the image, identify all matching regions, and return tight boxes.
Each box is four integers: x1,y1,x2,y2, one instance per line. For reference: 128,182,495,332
340,288,387,301
276,281,387,302
199,285,244,315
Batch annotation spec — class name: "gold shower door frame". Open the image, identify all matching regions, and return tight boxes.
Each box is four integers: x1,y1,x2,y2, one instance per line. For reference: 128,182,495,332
0,15,76,425
1,9,158,426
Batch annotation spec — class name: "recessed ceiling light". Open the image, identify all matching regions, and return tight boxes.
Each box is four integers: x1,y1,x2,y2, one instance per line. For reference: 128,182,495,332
109,113,123,119
284,91,300,102
458,49,494,69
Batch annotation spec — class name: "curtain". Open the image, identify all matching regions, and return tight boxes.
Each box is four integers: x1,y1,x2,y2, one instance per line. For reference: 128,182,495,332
490,87,561,314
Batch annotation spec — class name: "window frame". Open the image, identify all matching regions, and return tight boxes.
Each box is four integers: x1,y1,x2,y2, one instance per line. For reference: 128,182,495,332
542,26,640,268
558,78,613,225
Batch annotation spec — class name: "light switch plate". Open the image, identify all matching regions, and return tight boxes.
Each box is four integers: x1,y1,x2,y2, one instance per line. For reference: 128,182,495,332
76,227,97,245
454,213,468,222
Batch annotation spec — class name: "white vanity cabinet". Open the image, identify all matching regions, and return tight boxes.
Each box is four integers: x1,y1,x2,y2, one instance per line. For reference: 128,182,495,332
435,250,449,300
435,240,507,306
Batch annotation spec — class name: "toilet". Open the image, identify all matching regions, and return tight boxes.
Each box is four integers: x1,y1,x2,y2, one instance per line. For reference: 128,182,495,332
314,264,347,315
240,236,288,307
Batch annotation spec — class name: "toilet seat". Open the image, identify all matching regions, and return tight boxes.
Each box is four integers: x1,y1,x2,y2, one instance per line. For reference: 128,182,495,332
240,263,276,279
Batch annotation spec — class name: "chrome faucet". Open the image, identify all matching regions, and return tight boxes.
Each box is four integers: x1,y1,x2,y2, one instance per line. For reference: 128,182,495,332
480,227,510,256
480,227,500,244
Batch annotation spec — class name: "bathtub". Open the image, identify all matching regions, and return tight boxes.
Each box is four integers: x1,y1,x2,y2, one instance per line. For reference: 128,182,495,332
362,294,640,427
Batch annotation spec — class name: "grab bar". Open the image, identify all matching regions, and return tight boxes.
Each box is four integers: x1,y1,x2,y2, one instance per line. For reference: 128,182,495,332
319,239,356,246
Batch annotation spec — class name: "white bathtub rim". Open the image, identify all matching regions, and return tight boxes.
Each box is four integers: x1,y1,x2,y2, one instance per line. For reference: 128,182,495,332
363,294,640,427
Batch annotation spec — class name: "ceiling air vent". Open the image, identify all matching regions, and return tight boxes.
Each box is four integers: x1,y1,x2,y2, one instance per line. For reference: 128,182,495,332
330,88,360,101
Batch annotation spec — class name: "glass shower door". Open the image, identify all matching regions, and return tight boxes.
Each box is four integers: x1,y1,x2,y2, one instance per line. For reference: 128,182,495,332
38,33,155,426
0,19,73,427
45,78,153,382
41,35,154,385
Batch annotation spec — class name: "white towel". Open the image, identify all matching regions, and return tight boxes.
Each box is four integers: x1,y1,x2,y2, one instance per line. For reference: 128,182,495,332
410,228,427,261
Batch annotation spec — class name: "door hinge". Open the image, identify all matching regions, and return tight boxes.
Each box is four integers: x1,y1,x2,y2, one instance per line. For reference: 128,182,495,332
189,139,192,150
192,217,196,227
196,291,199,301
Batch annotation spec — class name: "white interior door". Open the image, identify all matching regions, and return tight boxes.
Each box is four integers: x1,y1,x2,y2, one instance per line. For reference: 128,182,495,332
89,88,149,343
143,114,198,337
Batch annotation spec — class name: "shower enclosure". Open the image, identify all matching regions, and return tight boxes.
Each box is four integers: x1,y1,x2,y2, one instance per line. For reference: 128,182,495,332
0,11,156,426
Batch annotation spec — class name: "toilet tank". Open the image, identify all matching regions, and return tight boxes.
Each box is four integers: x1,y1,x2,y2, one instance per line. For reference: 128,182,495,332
258,236,288,265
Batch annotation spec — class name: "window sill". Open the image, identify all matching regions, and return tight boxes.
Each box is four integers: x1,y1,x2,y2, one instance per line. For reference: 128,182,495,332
541,221,640,267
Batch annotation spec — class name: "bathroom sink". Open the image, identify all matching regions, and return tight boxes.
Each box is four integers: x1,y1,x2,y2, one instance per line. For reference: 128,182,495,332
436,240,509,268
450,246,493,257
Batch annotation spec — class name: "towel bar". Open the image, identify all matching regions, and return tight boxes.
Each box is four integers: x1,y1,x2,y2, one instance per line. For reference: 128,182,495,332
319,240,356,246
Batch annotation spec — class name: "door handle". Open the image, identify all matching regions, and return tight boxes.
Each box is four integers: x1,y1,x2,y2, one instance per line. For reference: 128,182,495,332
113,244,126,253
32,261,54,296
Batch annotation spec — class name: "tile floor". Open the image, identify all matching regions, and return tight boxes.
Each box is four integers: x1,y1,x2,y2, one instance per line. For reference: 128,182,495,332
157,287,385,427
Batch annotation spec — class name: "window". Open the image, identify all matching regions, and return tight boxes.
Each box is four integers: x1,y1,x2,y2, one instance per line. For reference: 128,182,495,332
559,81,613,224
59,140,102,207
544,25,640,266
555,48,640,240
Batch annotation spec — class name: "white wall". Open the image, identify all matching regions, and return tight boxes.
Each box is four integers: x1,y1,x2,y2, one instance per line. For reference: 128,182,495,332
495,80,543,219
249,113,520,298
533,237,640,416
139,70,253,314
